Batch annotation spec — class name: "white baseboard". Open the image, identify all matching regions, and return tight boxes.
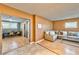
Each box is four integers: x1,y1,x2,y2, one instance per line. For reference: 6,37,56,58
30,42,35,44
35,39,44,43
30,39,44,44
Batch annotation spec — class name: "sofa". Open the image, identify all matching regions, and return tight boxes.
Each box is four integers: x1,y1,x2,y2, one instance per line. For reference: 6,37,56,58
63,31,79,42
44,30,58,41
44,30,79,42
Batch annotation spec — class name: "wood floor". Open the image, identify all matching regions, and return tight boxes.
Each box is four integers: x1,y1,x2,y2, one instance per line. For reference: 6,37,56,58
2,36,79,55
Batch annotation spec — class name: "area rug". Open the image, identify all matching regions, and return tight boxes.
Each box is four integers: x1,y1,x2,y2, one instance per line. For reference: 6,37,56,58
38,39,79,55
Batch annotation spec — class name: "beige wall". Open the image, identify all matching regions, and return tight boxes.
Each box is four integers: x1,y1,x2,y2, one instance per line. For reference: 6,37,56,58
35,15,53,41
0,4,53,42
0,4,34,42
53,18,79,31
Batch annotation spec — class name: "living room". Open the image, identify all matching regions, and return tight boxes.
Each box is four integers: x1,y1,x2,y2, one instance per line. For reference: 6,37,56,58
0,3,79,55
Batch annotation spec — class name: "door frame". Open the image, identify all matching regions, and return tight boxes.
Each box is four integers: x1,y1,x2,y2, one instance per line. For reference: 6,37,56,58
1,14,31,43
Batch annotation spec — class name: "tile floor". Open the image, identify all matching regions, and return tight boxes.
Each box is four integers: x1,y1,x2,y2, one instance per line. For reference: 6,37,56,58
5,44,56,55
2,37,79,55
2,36,29,54
38,39,79,55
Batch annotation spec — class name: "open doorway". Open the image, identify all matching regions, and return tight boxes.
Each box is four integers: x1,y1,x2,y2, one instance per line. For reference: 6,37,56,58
21,20,30,40
1,14,30,54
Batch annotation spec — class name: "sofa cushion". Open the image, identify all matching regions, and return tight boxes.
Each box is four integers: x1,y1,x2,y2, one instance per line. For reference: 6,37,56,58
49,31,56,36
67,36,79,39
68,31,77,36
77,32,79,37
45,31,50,35
67,31,79,39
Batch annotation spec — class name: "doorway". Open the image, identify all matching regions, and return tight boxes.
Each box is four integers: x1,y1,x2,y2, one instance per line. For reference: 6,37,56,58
22,20,30,39
1,14,30,54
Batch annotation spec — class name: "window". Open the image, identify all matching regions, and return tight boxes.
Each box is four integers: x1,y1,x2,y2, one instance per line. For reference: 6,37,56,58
65,22,77,28
2,22,10,29
10,23,17,29
2,22,18,29
38,24,42,29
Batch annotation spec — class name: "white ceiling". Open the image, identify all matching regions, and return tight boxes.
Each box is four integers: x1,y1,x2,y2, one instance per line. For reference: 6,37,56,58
2,14,26,23
4,3,79,21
